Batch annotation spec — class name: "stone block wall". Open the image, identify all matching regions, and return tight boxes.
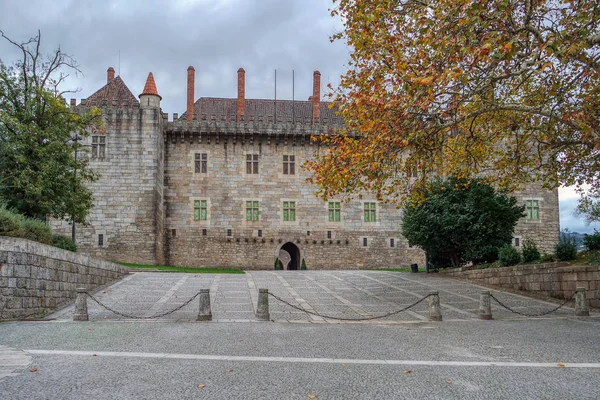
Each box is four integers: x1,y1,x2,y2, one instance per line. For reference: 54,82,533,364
50,103,165,265
438,263,600,308
0,236,129,320
164,132,425,269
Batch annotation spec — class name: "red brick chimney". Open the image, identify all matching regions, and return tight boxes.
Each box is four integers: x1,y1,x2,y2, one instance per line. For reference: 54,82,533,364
312,70,321,124
187,66,195,122
237,68,245,123
107,67,115,83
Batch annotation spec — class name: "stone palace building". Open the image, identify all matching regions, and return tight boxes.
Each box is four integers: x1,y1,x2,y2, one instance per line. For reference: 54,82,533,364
51,66,560,269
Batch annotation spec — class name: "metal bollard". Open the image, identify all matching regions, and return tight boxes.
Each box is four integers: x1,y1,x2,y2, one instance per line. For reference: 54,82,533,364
256,288,270,321
73,287,89,321
478,291,493,320
428,291,443,321
575,287,590,317
197,289,212,321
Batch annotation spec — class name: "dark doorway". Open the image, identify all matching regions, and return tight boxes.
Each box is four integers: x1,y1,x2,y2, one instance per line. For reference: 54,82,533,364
281,242,300,270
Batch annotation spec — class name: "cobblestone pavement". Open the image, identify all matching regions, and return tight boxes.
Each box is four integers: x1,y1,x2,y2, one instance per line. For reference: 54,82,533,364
52,271,580,323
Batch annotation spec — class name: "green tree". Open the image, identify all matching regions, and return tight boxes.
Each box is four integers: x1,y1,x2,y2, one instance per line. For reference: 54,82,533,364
576,189,600,225
0,30,101,222
402,177,525,268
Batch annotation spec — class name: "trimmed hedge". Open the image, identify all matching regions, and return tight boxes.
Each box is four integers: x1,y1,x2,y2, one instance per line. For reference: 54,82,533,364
0,206,76,252
498,244,521,267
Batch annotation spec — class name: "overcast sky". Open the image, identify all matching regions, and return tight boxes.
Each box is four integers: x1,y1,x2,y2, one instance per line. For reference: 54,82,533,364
0,0,596,233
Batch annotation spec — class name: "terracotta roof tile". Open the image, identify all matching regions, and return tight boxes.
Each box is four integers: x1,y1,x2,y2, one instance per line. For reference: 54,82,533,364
180,98,343,125
85,76,138,106
140,72,161,99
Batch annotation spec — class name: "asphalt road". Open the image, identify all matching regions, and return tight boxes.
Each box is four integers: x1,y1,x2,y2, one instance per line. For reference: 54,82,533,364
1,317,599,399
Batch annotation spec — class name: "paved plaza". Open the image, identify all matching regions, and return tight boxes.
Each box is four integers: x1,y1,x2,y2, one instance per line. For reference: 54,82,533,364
53,271,576,323
2,271,599,399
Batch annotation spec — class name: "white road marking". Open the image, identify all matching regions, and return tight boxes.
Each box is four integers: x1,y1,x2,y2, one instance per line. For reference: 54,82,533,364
24,349,600,368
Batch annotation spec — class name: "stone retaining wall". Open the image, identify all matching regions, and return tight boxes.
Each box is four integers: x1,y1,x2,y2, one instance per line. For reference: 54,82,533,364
438,262,600,308
0,236,129,320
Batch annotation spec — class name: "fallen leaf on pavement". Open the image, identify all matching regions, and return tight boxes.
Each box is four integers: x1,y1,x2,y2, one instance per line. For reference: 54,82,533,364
92,354,97,357
307,395,318,399
225,369,233,373
557,363,565,367
402,370,413,374
446,380,452,384
197,384,206,389
458,338,463,341
30,368,38,373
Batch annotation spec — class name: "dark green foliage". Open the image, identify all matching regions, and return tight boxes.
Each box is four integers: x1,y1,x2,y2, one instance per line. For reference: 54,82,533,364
583,230,600,251
301,259,307,270
402,177,525,268
0,31,100,222
52,234,77,252
555,232,577,261
498,244,521,267
0,207,24,237
21,218,52,244
541,253,556,263
521,239,541,263
274,258,281,270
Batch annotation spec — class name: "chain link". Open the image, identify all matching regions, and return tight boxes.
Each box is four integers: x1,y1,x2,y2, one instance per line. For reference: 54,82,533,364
489,291,575,317
268,292,432,321
85,291,203,319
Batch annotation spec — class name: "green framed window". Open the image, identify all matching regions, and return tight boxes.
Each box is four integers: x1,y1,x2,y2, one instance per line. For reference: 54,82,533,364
246,201,259,221
194,200,207,221
328,202,341,222
526,200,539,220
364,202,376,222
283,201,296,221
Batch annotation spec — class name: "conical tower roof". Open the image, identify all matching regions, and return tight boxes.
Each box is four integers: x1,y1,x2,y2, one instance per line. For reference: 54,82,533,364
139,72,161,100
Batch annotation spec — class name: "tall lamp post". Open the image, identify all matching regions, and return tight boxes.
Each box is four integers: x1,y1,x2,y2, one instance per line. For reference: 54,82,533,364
71,133,82,243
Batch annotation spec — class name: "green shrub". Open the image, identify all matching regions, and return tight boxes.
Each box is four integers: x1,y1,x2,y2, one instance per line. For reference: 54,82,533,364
555,236,577,261
498,244,521,267
583,230,600,251
589,250,600,266
541,253,556,263
274,258,281,270
521,239,541,263
0,207,24,237
52,234,77,252
21,218,52,244
301,259,307,270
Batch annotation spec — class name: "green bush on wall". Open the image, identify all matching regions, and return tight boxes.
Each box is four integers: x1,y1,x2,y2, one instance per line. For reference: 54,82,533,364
301,259,307,270
521,239,541,263
555,237,577,261
0,207,24,238
274,258,282,270
583,230,600,251
52,234,77,252
498,244,521,267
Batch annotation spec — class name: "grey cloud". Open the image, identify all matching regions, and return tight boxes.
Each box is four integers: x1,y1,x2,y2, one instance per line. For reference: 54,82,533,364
0,0,346,114
559,199,599,234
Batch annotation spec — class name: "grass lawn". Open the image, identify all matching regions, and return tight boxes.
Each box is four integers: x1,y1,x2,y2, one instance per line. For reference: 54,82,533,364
119,263,245,274
371,267,425,273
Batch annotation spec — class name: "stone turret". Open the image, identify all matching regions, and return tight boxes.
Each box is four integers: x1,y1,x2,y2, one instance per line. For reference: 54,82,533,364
139,72,161,108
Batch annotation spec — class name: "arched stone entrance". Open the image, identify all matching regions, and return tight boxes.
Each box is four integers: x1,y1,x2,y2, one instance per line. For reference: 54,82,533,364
279,242,301,270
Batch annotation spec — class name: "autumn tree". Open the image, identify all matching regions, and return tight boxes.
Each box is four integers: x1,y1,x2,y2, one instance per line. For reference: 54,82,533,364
308,0,600,204
402,177,524,268
0,30,101,222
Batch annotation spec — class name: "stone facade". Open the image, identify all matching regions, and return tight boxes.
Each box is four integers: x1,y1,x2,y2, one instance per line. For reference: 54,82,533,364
0,236,129,320
438,262,600,308
51,66,560,269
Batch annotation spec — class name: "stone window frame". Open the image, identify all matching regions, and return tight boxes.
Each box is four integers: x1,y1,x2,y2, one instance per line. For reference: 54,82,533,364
189,149,212,178
94,230,107,248
524,197,543,222
513,236,522,248
245,153,259,175
281,199,299,225
282,154,296,175
245,200,260,222
91,135,106,159
194,153,208,174
190,198,210,226
363,201,378,223
360,236,371,248
327,201,342,223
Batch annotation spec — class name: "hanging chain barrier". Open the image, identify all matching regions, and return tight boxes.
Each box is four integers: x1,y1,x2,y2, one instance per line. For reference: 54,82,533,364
84,291,202,320
267,292,432,321
489,291,576,317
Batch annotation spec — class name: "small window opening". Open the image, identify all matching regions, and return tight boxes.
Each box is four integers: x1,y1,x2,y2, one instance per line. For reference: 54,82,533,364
362,237,368,247
227,229,232,237
202,229,207,236
307,231,311,236
327,231,332,239
98,234,104,246
172,229,176,237
390,238,395,248
258,229,263,238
